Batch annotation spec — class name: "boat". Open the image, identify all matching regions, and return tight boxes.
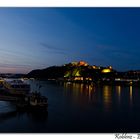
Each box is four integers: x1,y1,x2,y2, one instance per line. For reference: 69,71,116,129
3,79,30,95
29,92,48,110
16,92,48,111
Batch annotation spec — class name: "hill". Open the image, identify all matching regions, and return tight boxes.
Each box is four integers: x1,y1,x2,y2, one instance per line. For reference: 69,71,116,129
26,61,115,82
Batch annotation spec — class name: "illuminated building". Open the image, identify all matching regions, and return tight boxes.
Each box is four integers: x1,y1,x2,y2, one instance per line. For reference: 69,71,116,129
92,65,97,69
71,62,78,66
78,61,88,66
102,68,111,73
101,66,113,73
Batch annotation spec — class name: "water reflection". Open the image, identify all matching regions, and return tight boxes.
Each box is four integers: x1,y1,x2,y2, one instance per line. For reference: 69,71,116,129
63,82,95,101
116,86,121,104
129,86,133,107
29,80,136,113
0,110,48,123
26,110,48,122
1,79,140,132
102,86,112,112
0,110,17,122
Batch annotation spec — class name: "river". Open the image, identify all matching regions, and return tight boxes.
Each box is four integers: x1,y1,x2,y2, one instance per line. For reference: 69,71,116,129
0,79,140,133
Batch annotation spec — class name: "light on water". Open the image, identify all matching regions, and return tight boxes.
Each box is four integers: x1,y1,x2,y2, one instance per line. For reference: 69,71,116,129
103,86,112,112
0,79,140,132
129,86,133,106
116,86,121,104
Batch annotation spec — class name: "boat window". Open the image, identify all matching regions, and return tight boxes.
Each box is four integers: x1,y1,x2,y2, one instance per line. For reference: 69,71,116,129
15,85,20,88
12,85,16,88
21,85,25,88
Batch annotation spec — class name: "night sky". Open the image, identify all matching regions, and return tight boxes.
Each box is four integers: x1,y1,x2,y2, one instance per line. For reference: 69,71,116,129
0,8,140,73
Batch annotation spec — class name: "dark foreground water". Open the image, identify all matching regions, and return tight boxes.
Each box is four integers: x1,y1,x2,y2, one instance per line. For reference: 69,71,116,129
0,80,140,133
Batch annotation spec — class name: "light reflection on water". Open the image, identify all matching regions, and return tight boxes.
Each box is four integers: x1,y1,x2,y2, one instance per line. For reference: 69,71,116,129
63,82,138,112
116,86,121,103
62,82,138,113
102,86,112,112
129,86,133,107
0,80,139,132
27,82,140,112
63,82,96,104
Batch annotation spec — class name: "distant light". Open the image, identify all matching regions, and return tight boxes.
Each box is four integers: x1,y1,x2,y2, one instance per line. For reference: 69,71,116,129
102,69,111,73
78,61,88,66
75,71,81,76
109,66,112,69
115,78,121,81
92,66,96,69
130,81,133,85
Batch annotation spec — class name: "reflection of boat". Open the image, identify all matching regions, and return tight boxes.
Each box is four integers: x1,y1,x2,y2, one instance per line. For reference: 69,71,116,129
3,79,30,95
0,109,48,125
0,110,18,123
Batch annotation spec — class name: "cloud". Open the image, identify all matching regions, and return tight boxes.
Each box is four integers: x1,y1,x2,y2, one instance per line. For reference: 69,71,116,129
40,42,67,55
40,42,64,51
0,63,33,68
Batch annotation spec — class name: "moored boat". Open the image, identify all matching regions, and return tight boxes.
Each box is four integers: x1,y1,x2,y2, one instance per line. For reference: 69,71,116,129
3,79,30,95
29,92,48,110
16,92,48,111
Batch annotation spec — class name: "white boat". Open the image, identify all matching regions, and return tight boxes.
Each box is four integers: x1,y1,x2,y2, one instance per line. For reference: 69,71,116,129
3,79,30,95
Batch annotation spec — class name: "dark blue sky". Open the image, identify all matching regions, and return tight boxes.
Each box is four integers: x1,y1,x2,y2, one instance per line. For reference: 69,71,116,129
0,8,140,73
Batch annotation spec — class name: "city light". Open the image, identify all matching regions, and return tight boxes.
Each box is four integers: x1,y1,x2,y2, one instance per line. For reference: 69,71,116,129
102,68,111,73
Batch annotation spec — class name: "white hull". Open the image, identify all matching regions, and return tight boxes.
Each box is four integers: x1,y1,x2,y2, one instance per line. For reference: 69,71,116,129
3,79,30,95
